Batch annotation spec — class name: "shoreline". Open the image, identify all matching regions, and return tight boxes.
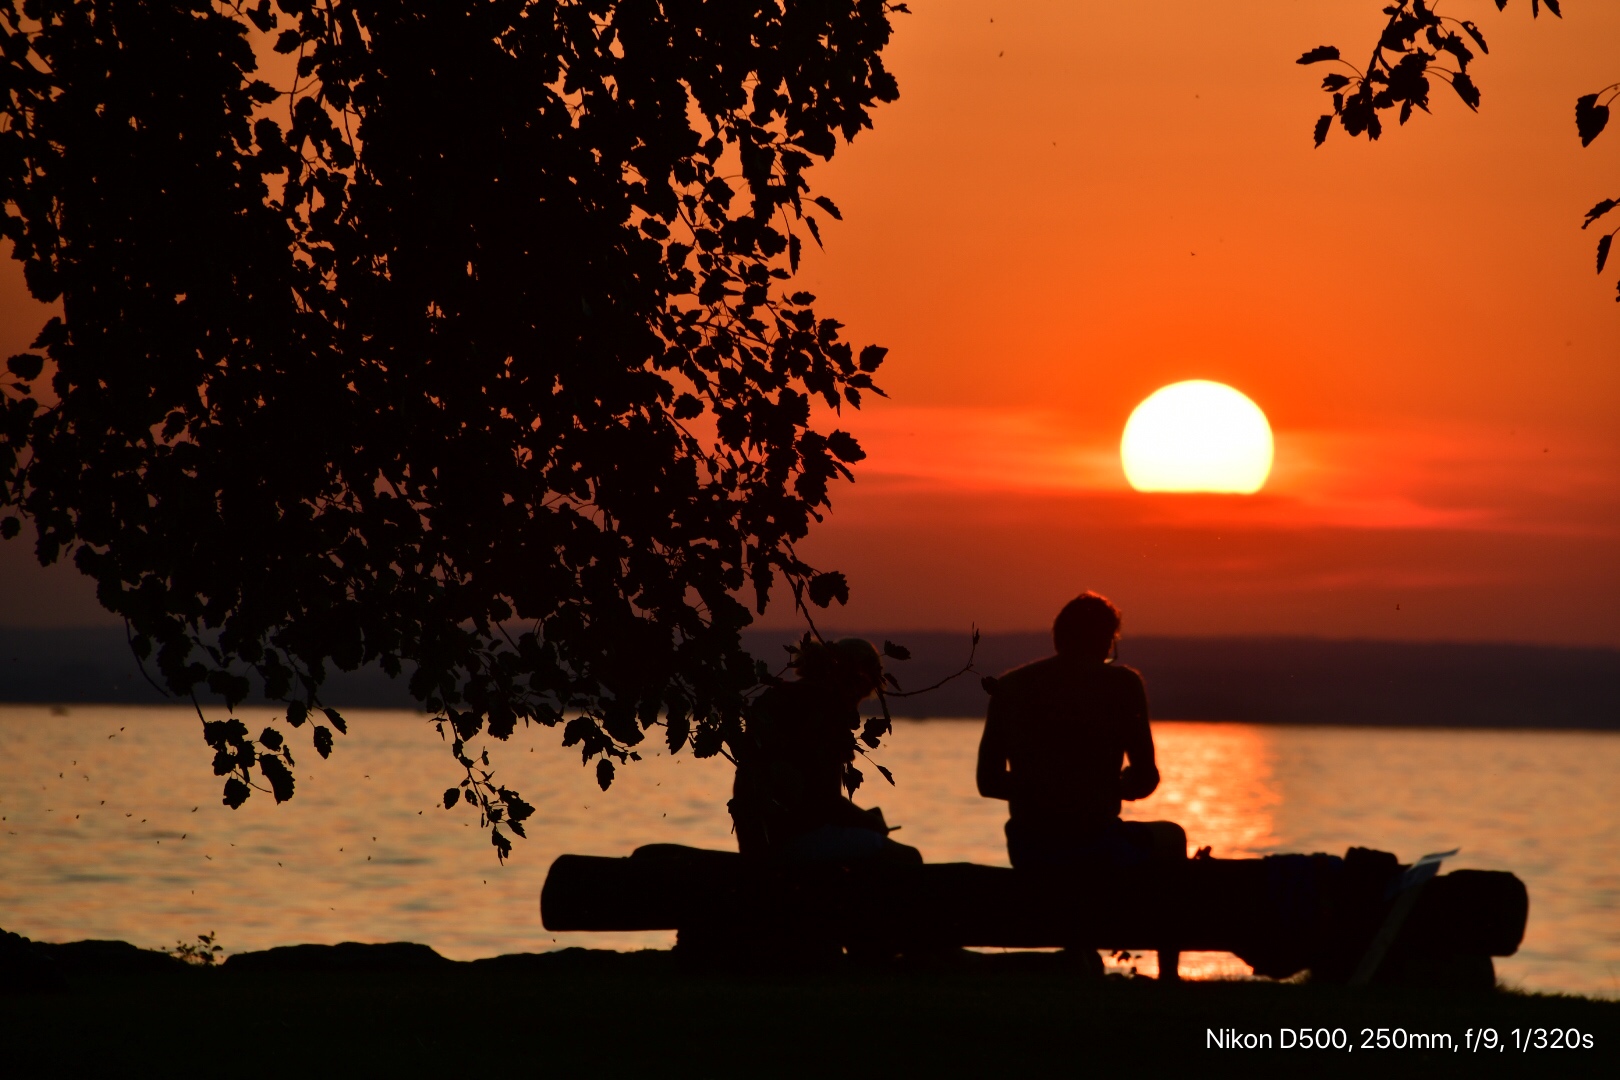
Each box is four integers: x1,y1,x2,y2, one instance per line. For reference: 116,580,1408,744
6,935,1618,1074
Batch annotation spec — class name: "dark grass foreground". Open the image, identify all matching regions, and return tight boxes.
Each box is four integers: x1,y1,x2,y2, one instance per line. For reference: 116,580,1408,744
6,939,1619,1077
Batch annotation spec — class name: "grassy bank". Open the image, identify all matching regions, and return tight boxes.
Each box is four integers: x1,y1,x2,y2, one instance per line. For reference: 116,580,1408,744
7,948,1618,1076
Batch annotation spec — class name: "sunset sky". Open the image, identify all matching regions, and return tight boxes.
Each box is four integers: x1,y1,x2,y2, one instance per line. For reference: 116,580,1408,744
2,1,1617,646
781,0,1620,646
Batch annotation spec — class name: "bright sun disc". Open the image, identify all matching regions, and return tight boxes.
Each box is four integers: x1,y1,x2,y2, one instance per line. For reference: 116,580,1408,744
1121,380,1273,494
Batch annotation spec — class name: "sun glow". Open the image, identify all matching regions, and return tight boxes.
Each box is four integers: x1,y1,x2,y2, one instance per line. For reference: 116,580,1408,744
1121,380,1274,494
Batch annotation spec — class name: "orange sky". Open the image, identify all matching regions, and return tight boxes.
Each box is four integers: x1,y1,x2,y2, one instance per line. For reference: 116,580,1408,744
2,1,1617,645
771,0,1620,645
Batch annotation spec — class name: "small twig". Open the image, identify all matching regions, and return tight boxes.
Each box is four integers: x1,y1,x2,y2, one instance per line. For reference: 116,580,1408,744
124,618,172,700
884,625,981,698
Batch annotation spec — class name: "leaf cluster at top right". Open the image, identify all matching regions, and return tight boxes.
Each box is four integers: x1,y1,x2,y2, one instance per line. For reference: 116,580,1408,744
1299,1,1620,302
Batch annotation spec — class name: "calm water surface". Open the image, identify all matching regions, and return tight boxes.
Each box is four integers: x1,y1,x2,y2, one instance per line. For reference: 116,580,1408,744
1,706,1615,996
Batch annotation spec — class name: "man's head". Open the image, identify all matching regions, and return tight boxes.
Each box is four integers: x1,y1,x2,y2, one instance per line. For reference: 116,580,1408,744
1052,592,1121,661
793,636,884,705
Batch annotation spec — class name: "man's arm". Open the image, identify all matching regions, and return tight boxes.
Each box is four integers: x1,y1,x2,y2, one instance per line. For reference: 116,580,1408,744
1118,672,1160,801
976,691,1014,800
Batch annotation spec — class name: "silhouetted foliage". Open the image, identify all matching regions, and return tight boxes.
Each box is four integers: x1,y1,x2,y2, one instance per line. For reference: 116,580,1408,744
1576,85,1620,298
0,0,905,858
1296,1,1531,145
168,930,225,966
1303,2,1620,301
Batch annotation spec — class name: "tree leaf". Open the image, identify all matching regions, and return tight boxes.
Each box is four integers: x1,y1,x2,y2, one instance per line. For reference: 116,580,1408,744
505,792,535,823
1459,20,1489,54
882,640,911,661
1313,114,1332,148
5,353,43,379
862,713,891,749
874,763,894,786
596,758,615,791
826,430,865,463
1576,94,1610,147
443,787,459,810
1296,45,1341,65
811,195,843,220
1598,234,1613,275
1582,198,1618,229
246,0,276,33
222,778,251,809
246,79,281,105
666,710,689,754
260,757,295,803
1435,32,1473,73
806,571,849,608
323,708,347,734
286,701,308,728
313,725,334,759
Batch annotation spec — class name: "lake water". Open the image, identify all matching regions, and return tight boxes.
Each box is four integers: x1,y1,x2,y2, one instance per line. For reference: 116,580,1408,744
1,705,1615,997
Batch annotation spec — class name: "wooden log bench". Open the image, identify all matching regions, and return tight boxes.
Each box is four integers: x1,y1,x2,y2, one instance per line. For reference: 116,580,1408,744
540,844,1528,987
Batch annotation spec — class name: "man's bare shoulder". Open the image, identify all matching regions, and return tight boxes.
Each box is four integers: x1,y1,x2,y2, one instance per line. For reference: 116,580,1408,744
991,657,1144,694
990,655,1064,695
1102,661,1145,685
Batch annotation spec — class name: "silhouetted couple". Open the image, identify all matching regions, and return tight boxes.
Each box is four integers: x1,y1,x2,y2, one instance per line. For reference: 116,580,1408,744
729,593,1185,977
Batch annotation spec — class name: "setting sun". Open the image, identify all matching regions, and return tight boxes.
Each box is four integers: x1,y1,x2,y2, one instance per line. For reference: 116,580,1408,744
1121,380,1274,494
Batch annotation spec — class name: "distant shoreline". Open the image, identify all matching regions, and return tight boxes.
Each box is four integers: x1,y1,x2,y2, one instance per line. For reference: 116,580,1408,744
3,627,1616,730
6,704,1620,738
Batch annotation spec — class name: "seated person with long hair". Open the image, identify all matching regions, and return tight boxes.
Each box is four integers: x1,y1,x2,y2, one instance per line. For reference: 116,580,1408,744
976,591,1186,978
731,637,920,865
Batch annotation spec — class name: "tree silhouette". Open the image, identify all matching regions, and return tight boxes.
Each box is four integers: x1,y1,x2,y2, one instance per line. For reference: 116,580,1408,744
1299,0,1620,300
0,0,905,858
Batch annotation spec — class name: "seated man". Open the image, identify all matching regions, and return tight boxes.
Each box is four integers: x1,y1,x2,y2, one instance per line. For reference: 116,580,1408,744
731,637,920,865
976,591,1186,978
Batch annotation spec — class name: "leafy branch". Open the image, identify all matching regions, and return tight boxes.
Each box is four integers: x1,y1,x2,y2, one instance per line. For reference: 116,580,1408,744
1299,3,1620,303
1297,1,1559,147
1575,83,1620,298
